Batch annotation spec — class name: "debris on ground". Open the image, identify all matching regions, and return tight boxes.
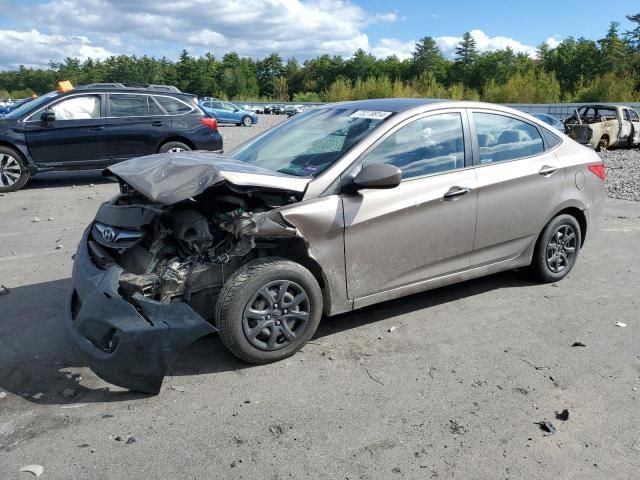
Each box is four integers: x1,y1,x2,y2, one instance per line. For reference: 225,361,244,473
535,421,556,434
615,322,627,328
55,244,64,250
18,464,44,478
47,217,54,221
171,385,186,392
388,325,398,333
513,387,529,395
555,409,570,421
448,420,467,435
61,388,76,399
0,391,7,399
364,367,385,386
126,436,136,444
102,414,114,418
114,435,123,441
32,393,44,400
31,217,41,223
571,341,587,347
269,425,285,438
89,183,95,187
0,284,9,296
392,467,402,474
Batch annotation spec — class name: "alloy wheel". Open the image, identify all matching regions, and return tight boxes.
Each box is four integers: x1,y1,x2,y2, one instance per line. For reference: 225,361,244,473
0,154,22,187
167,147,186,153
545,224,577,273
242,280,311,351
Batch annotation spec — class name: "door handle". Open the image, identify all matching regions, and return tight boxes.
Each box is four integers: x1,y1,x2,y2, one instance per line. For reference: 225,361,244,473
539,165,559,176
88,126,104,132
151,121,165,127
443,186,472,201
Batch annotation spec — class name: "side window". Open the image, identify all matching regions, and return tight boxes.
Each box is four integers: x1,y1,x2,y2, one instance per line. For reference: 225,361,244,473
224,102,236,111
154,96,191,114
473,112,544,164
49,95,101,120
363,113,465,179
210,101,223,109
109,94,149,117
147,96,164,115
630,110,640,122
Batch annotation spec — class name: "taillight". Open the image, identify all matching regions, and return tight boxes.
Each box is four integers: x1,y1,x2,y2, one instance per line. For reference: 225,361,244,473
200,117,218,130
587,162,605,181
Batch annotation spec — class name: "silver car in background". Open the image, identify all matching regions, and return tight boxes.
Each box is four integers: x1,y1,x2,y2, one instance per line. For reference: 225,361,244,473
68,98,606,393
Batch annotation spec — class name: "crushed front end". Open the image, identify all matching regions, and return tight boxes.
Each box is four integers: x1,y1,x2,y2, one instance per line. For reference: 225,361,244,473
67,159,303,393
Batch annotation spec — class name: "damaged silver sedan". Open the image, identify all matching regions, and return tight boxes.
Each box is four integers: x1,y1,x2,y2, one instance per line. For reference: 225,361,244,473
67,99,606,393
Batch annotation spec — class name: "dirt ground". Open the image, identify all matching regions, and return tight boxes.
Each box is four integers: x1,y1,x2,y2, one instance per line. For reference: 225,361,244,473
1,121,639,479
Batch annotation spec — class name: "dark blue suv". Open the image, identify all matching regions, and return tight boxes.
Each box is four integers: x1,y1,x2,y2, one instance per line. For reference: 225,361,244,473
0,84,223,192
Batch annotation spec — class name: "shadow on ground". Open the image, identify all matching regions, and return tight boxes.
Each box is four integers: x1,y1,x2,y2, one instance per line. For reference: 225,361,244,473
0,270,535,404
23,171,117,190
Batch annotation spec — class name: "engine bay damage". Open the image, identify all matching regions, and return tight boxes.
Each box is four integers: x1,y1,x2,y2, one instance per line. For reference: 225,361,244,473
90,182,301,322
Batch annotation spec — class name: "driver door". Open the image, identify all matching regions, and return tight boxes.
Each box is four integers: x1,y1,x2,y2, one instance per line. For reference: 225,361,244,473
24,94,107,167
342,110,478,303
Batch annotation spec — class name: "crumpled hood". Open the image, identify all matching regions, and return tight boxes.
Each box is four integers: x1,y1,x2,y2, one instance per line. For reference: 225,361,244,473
106,151,311,204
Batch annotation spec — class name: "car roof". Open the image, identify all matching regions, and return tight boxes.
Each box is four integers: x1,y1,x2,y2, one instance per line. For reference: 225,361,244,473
60,87,196,99
327,98,448,113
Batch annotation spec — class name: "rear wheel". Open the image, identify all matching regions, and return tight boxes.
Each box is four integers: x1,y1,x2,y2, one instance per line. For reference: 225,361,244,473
596,135,609,152
530,214,581,283
215,257,323,364
158,141,191,154
0,147,30,192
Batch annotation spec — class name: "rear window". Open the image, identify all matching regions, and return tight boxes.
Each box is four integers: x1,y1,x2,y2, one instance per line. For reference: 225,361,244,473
154,96,192,114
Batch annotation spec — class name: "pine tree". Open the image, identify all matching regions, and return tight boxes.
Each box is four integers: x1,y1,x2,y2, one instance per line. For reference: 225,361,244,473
455,32,478,66
411,37,446,81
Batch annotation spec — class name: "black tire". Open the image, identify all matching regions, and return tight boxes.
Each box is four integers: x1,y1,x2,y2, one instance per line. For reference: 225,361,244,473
0,146,30,192
530,214,582,283
242,116,253,127
215,257,323,364
158,141,192,154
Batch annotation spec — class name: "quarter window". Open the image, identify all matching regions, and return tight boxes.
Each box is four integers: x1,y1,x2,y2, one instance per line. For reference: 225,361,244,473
48,95,101,120
154,96,191,114
630,110,640,122
473,113,544,164
363,113,465,179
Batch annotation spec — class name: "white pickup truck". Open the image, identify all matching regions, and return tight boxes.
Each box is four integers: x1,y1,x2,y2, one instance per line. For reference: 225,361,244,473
565,104,640,151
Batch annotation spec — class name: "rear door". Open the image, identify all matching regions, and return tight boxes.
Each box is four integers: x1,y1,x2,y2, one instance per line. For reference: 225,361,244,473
469,110,565,266
24,94,107,167
343,110,478,300
620,108,633,144
105,93,170,162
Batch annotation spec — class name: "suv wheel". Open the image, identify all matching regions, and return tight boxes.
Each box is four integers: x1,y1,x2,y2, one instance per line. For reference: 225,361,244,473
215,257,323,364
0,147,30,192
242,116,253,127
158,141,192,154
530,214,581,283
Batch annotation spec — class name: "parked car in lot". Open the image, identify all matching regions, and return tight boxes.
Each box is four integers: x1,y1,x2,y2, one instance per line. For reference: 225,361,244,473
271,104,285,115
0,96,35,117
531,113,566,133
283,104,306,117
199,100,258,126
67,98,606,393
0,83,222,192
565,104,640,151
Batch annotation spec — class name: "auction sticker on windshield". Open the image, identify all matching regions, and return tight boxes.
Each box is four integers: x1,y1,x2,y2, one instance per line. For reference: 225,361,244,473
350,110,392,120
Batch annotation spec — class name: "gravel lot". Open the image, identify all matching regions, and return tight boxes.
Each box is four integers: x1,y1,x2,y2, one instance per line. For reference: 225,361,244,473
599,149,640,202
1,120,639,479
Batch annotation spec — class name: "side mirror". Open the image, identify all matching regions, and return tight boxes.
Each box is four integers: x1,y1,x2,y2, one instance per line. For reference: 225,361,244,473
41,111,55,123
345,164,402,192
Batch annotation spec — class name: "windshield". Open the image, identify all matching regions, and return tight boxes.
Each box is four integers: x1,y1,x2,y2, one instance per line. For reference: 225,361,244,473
4,92,58,119
228,107,393,177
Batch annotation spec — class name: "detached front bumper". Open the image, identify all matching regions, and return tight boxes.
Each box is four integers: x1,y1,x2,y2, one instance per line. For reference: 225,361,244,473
66,228,217,394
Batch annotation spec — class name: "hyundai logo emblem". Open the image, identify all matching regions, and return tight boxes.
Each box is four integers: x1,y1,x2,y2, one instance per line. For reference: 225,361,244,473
102,226,117,243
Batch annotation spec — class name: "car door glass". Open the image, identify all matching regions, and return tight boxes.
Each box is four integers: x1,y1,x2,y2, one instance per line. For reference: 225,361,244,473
154,96,191,114
630,110,640,122
224,103,237,111
473,112,543,164
363,113,465,179
211,101,223,109
147,96,164,115
49,95,101,120
109,94,149,117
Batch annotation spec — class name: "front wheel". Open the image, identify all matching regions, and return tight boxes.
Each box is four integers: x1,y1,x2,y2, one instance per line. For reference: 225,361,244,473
158,141,192,154
596,136,608,152
0,147,30,192
530,214,581,283
215,258,323,364
242,116,253,127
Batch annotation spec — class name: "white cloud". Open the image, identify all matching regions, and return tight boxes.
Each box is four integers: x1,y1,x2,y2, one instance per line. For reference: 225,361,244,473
544,36,562,49
370,38,415,60
434,29,539,58
0,28,114,69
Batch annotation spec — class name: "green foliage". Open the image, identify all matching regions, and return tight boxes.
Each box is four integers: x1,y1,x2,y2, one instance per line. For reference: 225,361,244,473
1,14,639,103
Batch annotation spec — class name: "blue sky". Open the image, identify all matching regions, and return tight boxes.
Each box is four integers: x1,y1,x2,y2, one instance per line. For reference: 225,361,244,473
0,0,636,70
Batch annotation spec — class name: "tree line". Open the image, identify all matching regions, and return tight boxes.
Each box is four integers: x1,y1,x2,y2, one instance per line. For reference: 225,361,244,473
1,14,639,103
